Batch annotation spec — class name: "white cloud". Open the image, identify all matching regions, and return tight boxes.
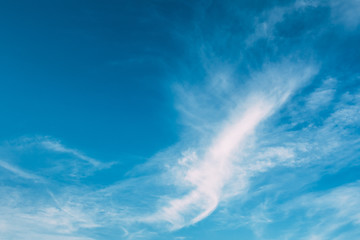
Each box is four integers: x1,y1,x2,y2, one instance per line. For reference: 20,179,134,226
1,136,114,179
0,159,43,181
0,186,99,240
136,61,318,230
306,78,336,110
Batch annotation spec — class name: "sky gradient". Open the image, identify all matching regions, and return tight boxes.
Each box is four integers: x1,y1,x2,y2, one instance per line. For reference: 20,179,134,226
1,0,360,239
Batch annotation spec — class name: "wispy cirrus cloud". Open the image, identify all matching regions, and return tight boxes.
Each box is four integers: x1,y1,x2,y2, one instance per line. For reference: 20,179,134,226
9,136,108,168
0,136,114,179
279,182,360,240
40,139,102,167
0,137,108,240
0,187,96,240
203,86,360,239
0,159,43,181
132,60,318,230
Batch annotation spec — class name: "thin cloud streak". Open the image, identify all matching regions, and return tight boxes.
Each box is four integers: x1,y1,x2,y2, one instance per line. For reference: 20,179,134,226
40,139,102,167
0,159,43,181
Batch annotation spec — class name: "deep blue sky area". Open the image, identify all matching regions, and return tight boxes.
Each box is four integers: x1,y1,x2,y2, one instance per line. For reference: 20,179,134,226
0,0,190,160
0,1,360,240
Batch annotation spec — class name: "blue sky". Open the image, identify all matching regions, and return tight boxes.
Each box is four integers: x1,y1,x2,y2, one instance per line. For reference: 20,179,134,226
0,0,360,239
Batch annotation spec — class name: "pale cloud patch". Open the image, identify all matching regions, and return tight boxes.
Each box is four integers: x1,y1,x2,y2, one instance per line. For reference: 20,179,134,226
306,78,336,110
331,0,360,29
246,0,322,46
246,6,286,45
0,186,99,240
283,182,360,239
